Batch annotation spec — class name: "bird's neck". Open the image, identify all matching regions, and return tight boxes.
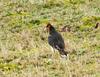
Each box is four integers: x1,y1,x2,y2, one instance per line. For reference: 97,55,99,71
49,29,57,35
48,26,56,35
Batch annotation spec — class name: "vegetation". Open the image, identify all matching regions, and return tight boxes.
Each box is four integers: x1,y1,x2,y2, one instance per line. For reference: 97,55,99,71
0,0,100,77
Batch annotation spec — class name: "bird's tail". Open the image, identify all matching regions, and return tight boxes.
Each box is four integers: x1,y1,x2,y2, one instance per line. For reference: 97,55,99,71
59,50,68,58
55,45,68,58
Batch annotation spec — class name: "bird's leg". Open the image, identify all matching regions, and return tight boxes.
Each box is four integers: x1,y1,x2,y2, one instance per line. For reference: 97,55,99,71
50,47,55,58
50,47,55,53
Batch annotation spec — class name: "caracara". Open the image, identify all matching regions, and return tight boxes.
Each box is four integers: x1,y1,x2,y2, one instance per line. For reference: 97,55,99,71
46,23,68,58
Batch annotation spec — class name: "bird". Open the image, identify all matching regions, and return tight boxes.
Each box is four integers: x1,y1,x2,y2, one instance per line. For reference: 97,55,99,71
46,23,68,58
95,22,99,29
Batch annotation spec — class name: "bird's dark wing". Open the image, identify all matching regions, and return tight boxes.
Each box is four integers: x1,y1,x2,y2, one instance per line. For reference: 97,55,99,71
48,32,65,51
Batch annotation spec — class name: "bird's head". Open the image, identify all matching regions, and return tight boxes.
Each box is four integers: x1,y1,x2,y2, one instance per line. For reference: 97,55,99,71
46,23,55,33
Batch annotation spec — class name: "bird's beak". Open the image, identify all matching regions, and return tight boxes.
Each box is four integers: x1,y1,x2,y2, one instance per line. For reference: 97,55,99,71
43,27,48,32
44,27,50,32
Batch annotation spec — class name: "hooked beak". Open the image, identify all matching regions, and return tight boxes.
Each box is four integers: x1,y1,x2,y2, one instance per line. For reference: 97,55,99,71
43,27,48,32
44,26,50,32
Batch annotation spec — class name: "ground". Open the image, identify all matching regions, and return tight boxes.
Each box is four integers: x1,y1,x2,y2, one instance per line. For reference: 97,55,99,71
0,0,100,77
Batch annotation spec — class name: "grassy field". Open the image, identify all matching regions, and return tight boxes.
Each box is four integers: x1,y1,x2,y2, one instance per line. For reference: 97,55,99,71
0,0,100,77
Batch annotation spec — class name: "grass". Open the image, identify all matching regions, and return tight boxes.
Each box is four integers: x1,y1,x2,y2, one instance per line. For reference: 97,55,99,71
0,0,100,77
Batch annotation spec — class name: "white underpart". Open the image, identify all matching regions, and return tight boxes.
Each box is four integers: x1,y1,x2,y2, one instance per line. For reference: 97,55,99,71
50,46,55,53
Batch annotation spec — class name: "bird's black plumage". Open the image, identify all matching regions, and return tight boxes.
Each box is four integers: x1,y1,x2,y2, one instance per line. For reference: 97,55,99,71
46,23,67,57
